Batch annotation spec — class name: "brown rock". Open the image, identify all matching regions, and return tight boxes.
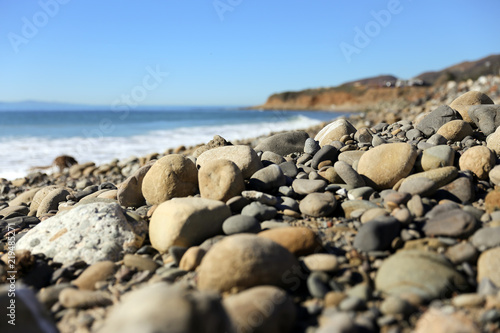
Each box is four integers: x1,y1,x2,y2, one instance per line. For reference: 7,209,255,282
8,187,40,207
142,155,198,205
179,246,206,271
449,90,494,123
414,308,479,333
477,246,500,286
72,261,116,290
486,126,500,155
258,227,322,256
59,288,112,308
459,146,495,180
36,188,70,217
198,159,245,202
196,145,262,179
117,162,154,207
302,253,338,272
436,120,473,142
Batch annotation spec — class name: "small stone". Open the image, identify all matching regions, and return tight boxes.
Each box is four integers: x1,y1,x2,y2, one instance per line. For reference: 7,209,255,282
445,242,478,265
149,197,231,253
222,215,261,235
354,127,373,144
36,188,70,217
348,186,375,200
307,271,330,298
452,293,485,308
249,164,286,192
196,145,262,179
338,296,365,311
314,119,357,147
423,209,477,238
318,167,342,184
477,247,500,286
261,151,286,164
72,261,116,290
198,159,244,202
311,145,339,169
324,291,347,307
241,201,277,221
459,146,495,180
259,227,321,256
449,90,494,123
304,137,320,155
292,179,326,195
197,234,299,292
414,308,480,333
59,288,112,308
334,161,365,187
338,150,365,166
142,155,198,205
471,227,500,250
418,145,455,171
341,200,379,218
398,177,437,196
353,216,401,252
357,143,417,189
436,120,473,142
123,254,159,271
302,253,338,272
299,192,337,217
415,105,459,137
380,296,413,315
223,286,296,333
399,166,458,192
487,126,500,155
179,246,206,271
276,196,299,212
117,162,153,208
485,189,500,213
434,175,475,204
468,104,500,135
279,161,299,178
255,130,309,156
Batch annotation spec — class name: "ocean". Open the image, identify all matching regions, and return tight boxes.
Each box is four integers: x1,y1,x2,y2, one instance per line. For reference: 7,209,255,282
0,107,348,180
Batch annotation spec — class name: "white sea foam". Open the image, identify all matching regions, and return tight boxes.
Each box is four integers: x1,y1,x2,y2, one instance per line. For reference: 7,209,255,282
0,115,327,180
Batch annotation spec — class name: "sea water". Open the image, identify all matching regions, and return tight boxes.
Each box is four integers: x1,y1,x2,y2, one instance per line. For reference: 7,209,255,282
0,107,348,179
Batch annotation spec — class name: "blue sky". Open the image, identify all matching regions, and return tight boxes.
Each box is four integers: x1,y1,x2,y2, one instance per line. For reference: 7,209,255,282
1,0,499,106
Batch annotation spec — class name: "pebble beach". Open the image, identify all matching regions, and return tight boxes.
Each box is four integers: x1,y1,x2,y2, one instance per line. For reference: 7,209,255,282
2,76,500,333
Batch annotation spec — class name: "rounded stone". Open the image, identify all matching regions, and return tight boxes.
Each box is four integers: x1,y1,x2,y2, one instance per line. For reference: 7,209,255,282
299,192,337,217
486,126,500,155
142,155,198,205
198,159,245,202
241,201,277,221
36,188,70,217
436,120,473,142
423,209,477,238
334,161,365,187
489,165,500,186
449,90,494,123
471,227,500,250
357,143,418,190
72,261,116,290
418,145,455,171
302,253,338,272
196,145,263,179
179,246,206,271
254,131,309,156
353,216,401,252
258,226,321,256
314,119,357,147
197,234,299,293
149,197,231,253
477,247,500,286
117,162,154,208
222,215,261,235
459,146,495,180
292,179,327,195
249,164,286,192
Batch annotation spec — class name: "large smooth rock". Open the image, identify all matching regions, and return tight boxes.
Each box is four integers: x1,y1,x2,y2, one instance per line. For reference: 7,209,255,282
258,227,322,257
314,119,357,147
8,187,40,207
477,247,500,286
197,234,299,293
353,216,401,252
449,90,494,124
28,185,59,215
415,105,459,137
375,250,468,301
98,283,231,333
149,197,231,253
223,286,296,333
142,155,198,205
198,159,245,202
459,146,495,180
469,105,500,135
196,145,263,179
357,143,418,189
254,131,309,156
16,203,147,265
117,162,154,207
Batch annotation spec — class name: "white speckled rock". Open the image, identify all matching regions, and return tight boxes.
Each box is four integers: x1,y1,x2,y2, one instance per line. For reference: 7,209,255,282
16,203,147,265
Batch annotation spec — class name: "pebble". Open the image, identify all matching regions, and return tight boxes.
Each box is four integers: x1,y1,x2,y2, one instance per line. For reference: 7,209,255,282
117,162,153,208
241,201,277,221
423,209,477,238
436,119,473,142
449,90,494,123
307,271,331,298
452,293,485,308
279,160,299,178
414,308,480,333
276,196,299,212
149,197,231,253
197,234,299,293
338,296,365,311
72,261,116,290
198,159,245,202
259,226,321,256
477,247,500,286
398,177,436,196
334,161,365,187
341,200,379,218
249,164,286,192
304,137,321,155
353,216,401,252
261,150,286,164
292,179,326,195
357,143,417,189
459,145,495,180
318,167,342,184
36,188,71,218
398,166,458,192
471,227,500,250
418,145,455,171
302,253,338,272
354,127,373,144
299,192,336,217
348,186,375,200
311,145,339,169
380,296,413,315
314,118,356,147
254,130,309,156
222,214,261,235
415,105,459,137
445,242,478,265
469,105,500,135
58,288,112,309
142,155,198,205
434,175,475,204
123,254,159,272
179,246,206,271
16,202,147,265
486,126,500,155
196,145,263,179
241,190,278,205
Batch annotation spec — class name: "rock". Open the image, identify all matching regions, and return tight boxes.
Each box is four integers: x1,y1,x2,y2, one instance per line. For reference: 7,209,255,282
292,179,326,195
317,312,358,333
242,190,278,205
380,296,413,316
445,242,478,265
123,254,159,271
142,155,198,205
222,215,261,235
198,159,245,202
338,150,365,166
334,161,365,187
304,137,320,155
452,293,485,308
59,288,112,308
414,308,480,333
459,146,495,180
192,134,232,158
179,246,206,271
255,131,309,156
398,177,437,196
423,209,476,238
472,227,500,250
477,247,500,286
311,145,339,169
348,186,375,201
72,261,116,290
259,227,321,256
436,120,473,142
449,91,494,124
469,105,500,135
117,162,153,208
149,197,231,253
418,145,455,171
434,175,475,204
28,185,59,215
241,202,277,221
353,216,401,252
318,167,342,184
196,145,263,179
341,200,379,218
486,126,500,155
314,119,357,147
249,164,286,192
357,143,418,189
399,166,458,193
223,286,296,333
261,151,286,165
302,253,338,272
197,234,299,293
415,105,459,137
8,187,40,207
485,189,500,213
279,161,299,178
276,196,299,212
99,283,230,333
299,192,337,217
16,203,147,265
354,127,373,143
427,133,448,145
36,188,70,217
375,250,468,301
307,271,330,298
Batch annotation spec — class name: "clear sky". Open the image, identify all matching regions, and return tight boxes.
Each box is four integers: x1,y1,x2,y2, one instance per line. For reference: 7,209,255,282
1,0,499,107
